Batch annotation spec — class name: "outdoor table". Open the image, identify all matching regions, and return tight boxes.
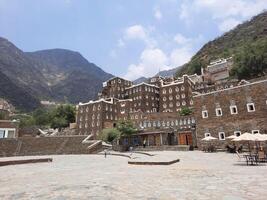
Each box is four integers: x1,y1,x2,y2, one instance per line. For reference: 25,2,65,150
243,154,258,166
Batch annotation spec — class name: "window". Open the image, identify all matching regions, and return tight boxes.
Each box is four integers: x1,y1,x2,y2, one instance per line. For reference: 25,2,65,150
162,89,166,94
176,102,180,107
215,108,222,116
176,95,180,99
234,131,241,137
181,94,185,99
169,88,172,93
205,133,210,137
230,105,238,114
247,103,255,112
219,132,225,140
175,87,179,92
202,110,208,118
181,86,185,91
0,130,5,138
169,96,173,100
169,103,173,108
163,97,167,101
163,104,167,108
252,130,259,134
182,101,186,106
190,100,194,105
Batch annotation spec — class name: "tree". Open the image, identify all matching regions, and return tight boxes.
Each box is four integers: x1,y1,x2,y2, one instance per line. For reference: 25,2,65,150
98,128,121,143
32,108,50,126
116,120,137,136
50,117,68,131
49,104,76,130
179,107,193,116
230,39,267,79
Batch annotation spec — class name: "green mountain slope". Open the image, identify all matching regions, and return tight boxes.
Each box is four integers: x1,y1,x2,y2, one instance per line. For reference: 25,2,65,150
177,11,267,78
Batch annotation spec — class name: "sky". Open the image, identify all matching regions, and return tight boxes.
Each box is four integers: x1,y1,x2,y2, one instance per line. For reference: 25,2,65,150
0,0,266,80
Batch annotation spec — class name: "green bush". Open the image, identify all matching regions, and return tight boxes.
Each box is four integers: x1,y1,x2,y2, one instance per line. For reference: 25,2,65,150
179,107,193,116
116,120,137,136
98,128,121,143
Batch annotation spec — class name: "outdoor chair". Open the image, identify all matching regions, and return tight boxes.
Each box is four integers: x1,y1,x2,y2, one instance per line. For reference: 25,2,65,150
235,151,244,162
237,145,243,153
258,151,266,163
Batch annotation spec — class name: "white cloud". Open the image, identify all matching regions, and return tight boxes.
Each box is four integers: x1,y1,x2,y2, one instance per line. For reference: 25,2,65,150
122,24,157,47
179,0,267,31
154,7,162,20
174,33,191,45
117,39,125,47
124,25,148,40
170,47,193,67
218,18,241,32
124,48,170,80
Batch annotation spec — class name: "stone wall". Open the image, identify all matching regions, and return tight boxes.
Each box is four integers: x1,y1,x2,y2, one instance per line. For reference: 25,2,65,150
0,136,102,157
194,80,267,148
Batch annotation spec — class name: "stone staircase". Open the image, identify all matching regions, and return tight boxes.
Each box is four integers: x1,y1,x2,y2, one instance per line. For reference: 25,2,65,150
134,145,190,151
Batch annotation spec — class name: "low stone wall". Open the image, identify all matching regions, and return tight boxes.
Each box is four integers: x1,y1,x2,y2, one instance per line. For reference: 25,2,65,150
0,136,102,157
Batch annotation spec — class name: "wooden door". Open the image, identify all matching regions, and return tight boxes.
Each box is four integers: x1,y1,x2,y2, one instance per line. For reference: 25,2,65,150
155,135,161,146
179,133,193,145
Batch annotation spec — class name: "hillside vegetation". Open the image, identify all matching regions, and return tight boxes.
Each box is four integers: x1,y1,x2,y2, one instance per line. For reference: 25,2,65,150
176,11,267,79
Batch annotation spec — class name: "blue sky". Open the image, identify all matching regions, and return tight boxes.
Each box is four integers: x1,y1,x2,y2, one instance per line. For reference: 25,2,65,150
0,0,266,80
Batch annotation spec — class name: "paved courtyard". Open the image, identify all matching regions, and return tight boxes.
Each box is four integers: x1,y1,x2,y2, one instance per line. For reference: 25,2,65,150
0,151,266,200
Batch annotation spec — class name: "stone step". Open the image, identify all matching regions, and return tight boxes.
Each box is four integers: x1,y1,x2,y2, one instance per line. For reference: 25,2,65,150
134,145,190,151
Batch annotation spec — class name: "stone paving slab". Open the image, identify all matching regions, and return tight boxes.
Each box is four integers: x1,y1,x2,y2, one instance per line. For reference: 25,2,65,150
0,151,266,200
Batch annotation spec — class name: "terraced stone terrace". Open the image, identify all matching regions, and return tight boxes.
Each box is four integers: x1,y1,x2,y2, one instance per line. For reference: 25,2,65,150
0,151,266,200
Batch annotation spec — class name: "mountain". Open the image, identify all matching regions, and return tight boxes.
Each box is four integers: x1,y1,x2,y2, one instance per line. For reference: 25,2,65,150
156,66,180,77
27,49,113,103
133,76,148,84
177,11,267,77
0,37,113,111
133,66,181,84
0,71,40,111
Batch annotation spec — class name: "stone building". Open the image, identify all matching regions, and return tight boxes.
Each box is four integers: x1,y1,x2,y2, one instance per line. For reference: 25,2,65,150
194,79,267,148
99,77,132,99
0,99,13,120
201,57,233,83
159,75,194,113
0,120,19,139
77,71,266,149
125,82,160,113
76,75,197,145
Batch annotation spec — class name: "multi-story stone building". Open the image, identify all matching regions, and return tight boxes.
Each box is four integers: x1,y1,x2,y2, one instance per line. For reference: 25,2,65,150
194,79,267,148
98,77,132,99
201,57,233,83
77,71,267,149
77,75,197,146
159,75,194,113
125,82,160,113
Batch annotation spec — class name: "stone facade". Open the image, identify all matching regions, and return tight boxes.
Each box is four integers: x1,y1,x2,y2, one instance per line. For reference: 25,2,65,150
194,80,267,148
159,75,194,112
0,120,19,139
0,136,102,157
76,75,197,146
77,71,267,149
201,57,233,83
